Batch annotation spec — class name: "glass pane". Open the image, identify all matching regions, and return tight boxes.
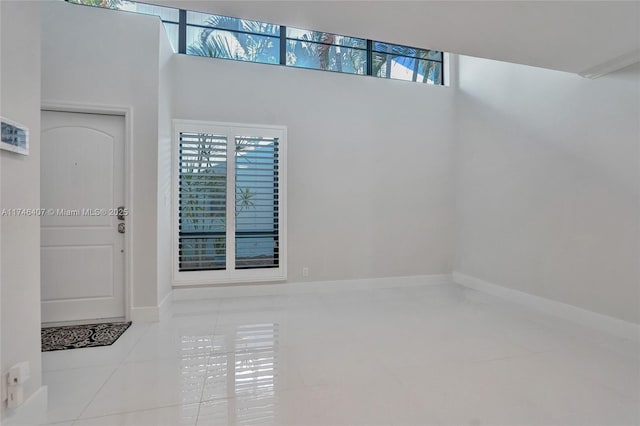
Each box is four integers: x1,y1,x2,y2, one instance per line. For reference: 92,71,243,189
179,237,226,271
373,41,416,57
235,136,279,270
67,1,179,22
187,11,279,36
373,53,442,84
178,132,227,272
426,50,443,61
125,2,179,22
163,22,178,53
421,60,442,84
186,26,279,64
67,0,124,9
373,41,441,61
286,40,366,74
286,27,366,49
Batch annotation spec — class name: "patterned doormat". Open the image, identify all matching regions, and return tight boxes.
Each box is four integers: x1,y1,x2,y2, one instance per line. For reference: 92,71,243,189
41,321,132,352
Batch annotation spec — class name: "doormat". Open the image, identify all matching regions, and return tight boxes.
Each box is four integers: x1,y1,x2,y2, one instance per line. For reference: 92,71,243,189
41,321,132,352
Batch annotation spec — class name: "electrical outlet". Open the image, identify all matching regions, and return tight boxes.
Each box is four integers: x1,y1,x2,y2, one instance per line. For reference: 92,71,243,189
302,267,309,277
7,385,23,409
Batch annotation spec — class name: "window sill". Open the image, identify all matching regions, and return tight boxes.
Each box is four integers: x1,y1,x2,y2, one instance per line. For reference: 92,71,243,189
172,270,287,287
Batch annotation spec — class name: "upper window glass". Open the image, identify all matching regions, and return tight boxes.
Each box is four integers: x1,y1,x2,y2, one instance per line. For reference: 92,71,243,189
68,0,178,20
186,12,280,64
372,42,443,84
286,27,367,75
124,2,178,22
286,28,367,49
187,11,279,35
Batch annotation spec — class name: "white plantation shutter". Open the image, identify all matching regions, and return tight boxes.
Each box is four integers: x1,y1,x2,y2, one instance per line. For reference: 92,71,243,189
178,132,227,271
174,121,286,284
235,136,279,269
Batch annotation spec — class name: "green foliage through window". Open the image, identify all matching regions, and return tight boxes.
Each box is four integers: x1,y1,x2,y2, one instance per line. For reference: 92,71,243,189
68,0,123,8
285,28,367,75
186,12,280,64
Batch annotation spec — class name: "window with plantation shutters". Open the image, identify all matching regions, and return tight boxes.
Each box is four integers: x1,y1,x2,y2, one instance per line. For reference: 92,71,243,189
173,121,287,285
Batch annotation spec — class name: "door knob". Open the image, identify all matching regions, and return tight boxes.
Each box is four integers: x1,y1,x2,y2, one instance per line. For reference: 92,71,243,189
118,223,125,234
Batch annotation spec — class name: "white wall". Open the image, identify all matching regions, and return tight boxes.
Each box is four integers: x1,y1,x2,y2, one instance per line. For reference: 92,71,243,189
0,0,43,419
173,56,456,282
157,24,174,305
454,56,640,324
41,1,162,310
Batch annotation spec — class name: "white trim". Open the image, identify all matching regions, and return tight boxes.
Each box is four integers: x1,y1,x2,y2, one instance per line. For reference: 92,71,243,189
130,274,174,323
443,53,457,88
173,274,451,300
171,119,287,286
173,274,287,287
578,48,640,79
40,101,135,322
172,120,287,132
1,385,47,426
130,305,159,322
452,271,640,341
227,126,236,272
158,288,173,319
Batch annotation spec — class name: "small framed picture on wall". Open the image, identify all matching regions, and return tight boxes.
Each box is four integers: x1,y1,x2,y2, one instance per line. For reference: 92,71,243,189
1,116,29,155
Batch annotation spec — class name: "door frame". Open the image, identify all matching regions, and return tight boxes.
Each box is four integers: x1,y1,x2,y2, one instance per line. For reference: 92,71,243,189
41,101,134,322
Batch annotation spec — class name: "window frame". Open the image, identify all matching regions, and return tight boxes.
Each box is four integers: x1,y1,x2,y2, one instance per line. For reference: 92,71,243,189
172,120,287,286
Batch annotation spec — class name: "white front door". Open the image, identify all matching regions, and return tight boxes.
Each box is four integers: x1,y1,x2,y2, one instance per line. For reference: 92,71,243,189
41,111,125,323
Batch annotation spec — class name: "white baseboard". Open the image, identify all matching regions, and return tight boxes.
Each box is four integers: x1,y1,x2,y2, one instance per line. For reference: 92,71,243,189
130,305,159,322
173,274,451,301
129,291,173,323
2,385,47,426
158,289,173,319
452,271,640,341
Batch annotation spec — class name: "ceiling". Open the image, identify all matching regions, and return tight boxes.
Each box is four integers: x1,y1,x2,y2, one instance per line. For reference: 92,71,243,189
155,0,640,78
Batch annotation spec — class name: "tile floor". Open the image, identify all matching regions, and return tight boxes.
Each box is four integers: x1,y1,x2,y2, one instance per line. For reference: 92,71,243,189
41,282,639,426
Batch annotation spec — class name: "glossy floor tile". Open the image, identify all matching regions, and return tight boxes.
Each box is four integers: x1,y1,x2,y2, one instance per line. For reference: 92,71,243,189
74,404,199,426
41,365,117,424
41,281,640,425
